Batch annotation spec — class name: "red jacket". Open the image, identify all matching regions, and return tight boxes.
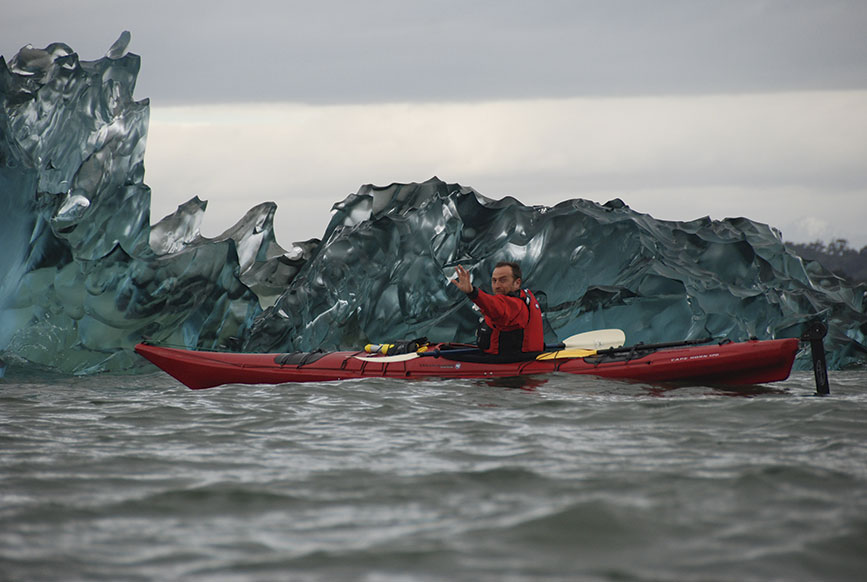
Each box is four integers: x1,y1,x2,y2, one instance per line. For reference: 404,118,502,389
468,287,545,354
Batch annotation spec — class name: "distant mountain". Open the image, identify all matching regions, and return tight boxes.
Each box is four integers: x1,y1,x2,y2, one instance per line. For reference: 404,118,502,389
786,239,867,283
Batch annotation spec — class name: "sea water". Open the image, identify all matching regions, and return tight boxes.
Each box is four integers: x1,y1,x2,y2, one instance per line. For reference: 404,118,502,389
1,370,865,582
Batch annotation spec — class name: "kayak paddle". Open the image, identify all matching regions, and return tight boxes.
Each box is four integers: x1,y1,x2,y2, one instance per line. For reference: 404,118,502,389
354,329,626,363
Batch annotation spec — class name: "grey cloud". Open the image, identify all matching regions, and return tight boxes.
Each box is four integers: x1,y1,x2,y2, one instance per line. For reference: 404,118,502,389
3,0,867,104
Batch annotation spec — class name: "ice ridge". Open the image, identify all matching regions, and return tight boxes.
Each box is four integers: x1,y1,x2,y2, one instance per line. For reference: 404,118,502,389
0,34,295,373
244,180,866,369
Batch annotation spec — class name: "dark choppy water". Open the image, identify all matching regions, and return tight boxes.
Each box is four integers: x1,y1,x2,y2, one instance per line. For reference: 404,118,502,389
1,369,865,582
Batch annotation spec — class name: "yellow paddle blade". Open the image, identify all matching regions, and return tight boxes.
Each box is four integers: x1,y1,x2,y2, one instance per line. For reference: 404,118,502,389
536,348,597,361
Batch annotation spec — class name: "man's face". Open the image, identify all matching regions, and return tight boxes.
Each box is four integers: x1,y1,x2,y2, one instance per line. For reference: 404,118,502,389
491,266,521,295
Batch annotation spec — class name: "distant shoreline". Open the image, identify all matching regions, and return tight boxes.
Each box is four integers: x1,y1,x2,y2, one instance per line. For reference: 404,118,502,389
787,239,867,283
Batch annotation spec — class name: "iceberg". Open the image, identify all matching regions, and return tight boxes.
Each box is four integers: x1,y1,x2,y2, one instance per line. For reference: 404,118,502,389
244,180,866,370
0,34,283,373
1,35,865,374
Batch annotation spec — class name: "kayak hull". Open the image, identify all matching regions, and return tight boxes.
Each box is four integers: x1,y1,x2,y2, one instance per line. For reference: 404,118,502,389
135,338,800,390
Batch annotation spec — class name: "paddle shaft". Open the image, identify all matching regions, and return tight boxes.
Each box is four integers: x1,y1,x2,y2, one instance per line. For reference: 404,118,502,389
596,337,715,356
358,329,627,363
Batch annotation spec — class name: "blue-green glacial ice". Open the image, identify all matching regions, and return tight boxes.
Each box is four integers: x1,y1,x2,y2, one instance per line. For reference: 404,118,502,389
1,34,865,373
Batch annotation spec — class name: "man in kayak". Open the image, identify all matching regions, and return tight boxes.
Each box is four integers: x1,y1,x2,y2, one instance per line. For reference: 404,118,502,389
451,262,545,359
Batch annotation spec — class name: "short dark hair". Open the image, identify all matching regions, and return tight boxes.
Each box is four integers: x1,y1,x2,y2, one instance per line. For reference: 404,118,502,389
495,261,522,281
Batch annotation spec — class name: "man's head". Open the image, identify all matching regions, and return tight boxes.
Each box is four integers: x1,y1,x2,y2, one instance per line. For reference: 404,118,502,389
491,261,523,295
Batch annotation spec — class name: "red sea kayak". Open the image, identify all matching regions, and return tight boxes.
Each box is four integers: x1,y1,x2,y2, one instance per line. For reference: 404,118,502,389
135,338,800,390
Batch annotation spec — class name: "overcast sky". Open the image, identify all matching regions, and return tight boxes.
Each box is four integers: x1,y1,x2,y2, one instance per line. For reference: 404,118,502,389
4,1,867,247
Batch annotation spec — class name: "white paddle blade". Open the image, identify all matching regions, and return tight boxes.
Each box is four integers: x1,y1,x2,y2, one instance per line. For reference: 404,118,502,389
561,329,625,350
354,353,420,363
